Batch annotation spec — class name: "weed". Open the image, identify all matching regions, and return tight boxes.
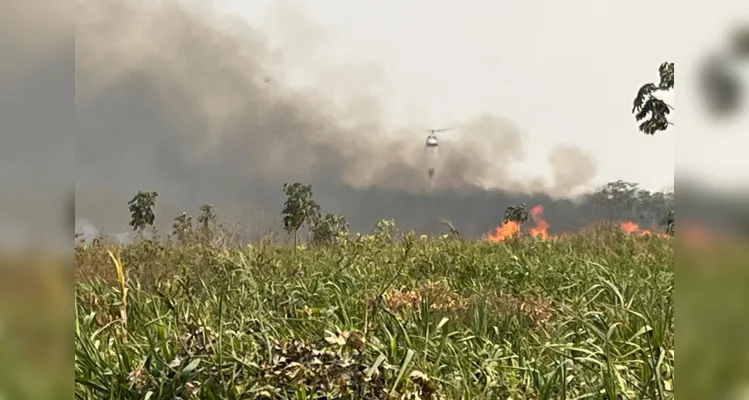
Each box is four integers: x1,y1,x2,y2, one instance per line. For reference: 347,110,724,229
75,225,673,399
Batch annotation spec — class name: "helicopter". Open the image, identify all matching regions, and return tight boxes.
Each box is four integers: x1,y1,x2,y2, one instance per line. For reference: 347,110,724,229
425,127,454,149
424,128,454,180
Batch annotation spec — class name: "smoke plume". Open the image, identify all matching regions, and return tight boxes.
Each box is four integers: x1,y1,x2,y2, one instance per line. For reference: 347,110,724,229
1,0,73,250
71,0,601,236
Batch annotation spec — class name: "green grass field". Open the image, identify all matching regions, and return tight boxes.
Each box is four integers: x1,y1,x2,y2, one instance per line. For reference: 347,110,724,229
74,226,673,399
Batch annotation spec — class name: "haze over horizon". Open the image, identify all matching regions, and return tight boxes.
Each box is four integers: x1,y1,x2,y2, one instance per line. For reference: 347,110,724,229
4,0,688,243
71,0,677,238
210,0,677,191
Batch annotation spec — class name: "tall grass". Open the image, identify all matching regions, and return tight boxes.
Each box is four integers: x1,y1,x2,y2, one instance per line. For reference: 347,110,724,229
75,227,673,399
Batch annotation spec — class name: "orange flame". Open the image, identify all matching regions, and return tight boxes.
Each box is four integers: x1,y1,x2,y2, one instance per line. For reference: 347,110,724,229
528,205,549,239
619,221,669,238
487,206,679,242
487,204,550,242
486,220,520,242
620,221,639,233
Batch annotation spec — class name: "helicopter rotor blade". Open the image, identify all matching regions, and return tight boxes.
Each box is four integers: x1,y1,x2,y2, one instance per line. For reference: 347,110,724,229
426,127,455,134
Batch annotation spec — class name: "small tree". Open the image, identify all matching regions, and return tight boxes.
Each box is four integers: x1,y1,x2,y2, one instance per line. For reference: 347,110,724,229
197,204,216,240
310,213,348,245
281,183,321,246
633,61,674,135
504,203,529,225
172,212,193,242
128,191,158,235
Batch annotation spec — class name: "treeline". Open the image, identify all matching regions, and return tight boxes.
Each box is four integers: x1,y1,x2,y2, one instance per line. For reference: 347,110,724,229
576,180,674,228
77,179,674,246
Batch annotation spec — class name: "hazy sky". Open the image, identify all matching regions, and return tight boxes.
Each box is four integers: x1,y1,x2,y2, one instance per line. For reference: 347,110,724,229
214,0,677,192
2,0,745,246
7,0,743,242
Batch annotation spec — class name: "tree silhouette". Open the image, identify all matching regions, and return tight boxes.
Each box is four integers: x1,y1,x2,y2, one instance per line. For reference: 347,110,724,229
633,62,674,135
310,213,348,245
504,203,529,225
596,180,640,221
128,191,158,235
281,183,321,246
172,212,193,242
197,204,217,240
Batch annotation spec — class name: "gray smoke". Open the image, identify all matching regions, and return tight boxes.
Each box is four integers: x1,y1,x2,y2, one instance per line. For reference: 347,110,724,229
1,0,73,250
68,1,601,237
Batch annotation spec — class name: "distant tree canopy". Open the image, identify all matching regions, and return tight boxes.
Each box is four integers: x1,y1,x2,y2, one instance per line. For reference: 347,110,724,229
582,180,673,226
115,179,675,245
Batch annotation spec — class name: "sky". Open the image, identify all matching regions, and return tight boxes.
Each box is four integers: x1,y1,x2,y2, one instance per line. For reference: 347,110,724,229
7,0,749,244
69,0,689,237
213,0,677,192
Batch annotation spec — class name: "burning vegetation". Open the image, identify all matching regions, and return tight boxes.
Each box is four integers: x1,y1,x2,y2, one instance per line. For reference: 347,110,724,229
74,182,675,398
487,203,674,242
